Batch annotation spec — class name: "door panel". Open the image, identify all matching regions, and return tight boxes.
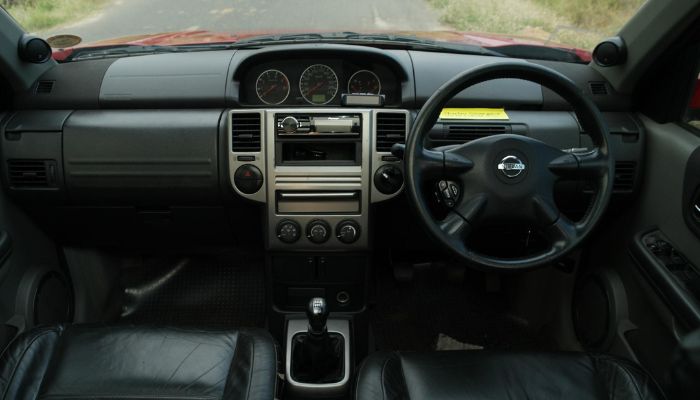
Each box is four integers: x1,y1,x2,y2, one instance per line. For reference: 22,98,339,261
584,115,700,382
0,112,68,351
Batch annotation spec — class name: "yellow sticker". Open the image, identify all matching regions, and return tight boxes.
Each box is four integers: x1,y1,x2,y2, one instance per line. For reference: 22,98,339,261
439,108,509,120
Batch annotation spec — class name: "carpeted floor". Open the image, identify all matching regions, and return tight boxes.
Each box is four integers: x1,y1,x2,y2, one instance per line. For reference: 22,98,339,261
117,249,266,329
369,262,553,352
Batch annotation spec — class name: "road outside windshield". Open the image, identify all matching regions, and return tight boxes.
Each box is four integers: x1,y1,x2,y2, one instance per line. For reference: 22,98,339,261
3,0,644,54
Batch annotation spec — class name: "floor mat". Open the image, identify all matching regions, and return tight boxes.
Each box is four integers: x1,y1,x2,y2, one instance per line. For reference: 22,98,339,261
118,249,266,329
369,263,553,352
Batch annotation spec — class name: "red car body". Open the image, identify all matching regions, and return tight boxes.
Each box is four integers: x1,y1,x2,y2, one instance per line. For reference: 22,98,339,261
50,30,592,62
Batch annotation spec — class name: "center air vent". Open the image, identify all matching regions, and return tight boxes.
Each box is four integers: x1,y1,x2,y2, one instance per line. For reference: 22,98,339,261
613,161,636,192
376,112,407,152
7,160,57,188
231,113,262,152
589,82,608,95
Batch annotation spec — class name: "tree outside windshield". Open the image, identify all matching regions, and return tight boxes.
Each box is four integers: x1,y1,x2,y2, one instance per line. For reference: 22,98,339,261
2,0,644,51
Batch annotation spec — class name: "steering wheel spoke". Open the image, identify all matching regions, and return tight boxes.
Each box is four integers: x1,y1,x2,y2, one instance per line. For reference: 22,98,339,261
416,147,445,179
439,211,471,239
543,214,580,250
549,148,608,179
443,150,474,174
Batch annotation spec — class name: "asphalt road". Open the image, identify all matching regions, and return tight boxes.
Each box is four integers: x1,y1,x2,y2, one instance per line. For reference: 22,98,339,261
45,0,445,44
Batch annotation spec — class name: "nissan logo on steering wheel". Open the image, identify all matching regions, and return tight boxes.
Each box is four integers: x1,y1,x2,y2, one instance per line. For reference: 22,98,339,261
497,155,526,178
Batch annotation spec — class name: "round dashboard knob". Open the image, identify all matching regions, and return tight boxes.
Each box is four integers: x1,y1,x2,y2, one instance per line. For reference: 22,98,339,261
374,165,404,195
281,116,300,133
336,220,360,244
277,220,301,243
307,220,331,244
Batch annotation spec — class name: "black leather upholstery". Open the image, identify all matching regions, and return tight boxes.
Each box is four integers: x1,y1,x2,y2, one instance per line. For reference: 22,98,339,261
0,324,278,400
355,351,666,400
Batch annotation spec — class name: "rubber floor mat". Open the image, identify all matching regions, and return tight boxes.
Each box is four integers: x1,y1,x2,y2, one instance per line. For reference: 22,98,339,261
369,263,553,352
119,250,265,328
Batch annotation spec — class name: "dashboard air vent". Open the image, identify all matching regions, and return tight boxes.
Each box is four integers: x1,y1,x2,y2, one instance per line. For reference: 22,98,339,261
35,80,54,94
231,113,262,152
376,112,407,152
7,160,57,188
589,82,608,95
613,161,636,192
446,124,508,141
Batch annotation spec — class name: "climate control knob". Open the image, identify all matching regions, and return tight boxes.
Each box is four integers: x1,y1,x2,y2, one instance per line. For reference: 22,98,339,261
277,220,301,243
307,220,331,244
336,220,360,244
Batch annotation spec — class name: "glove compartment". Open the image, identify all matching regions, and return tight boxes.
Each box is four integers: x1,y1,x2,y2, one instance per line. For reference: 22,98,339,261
63,110,221,205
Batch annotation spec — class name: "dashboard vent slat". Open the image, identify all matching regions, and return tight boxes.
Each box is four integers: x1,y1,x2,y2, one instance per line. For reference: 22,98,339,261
613,161,636,192
35,80,54,94
446,124,508,142
231,113,262,152
7,160,56,188
376,112,407,152
589,82,608,95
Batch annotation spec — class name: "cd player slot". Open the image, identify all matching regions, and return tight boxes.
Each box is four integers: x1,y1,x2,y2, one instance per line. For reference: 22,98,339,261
276,190,361,214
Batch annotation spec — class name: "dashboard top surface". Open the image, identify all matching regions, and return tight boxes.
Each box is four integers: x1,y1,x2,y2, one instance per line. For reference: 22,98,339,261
12,44,630,111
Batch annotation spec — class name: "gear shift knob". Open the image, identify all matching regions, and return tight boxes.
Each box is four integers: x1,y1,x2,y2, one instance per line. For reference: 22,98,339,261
306,297,329,335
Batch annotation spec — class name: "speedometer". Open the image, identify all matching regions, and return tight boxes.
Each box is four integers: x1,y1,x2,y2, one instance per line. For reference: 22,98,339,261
299,64,339,105
256,69,290,105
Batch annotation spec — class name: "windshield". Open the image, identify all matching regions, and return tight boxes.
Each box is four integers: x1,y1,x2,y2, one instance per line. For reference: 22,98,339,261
3,0,646,63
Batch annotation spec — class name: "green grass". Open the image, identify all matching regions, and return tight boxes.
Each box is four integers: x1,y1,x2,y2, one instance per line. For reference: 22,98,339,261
427,0,645,50
3,0,106,32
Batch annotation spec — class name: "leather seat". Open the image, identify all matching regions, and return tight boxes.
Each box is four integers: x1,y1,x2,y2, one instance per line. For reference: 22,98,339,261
0,324,278,400
355,351,666,400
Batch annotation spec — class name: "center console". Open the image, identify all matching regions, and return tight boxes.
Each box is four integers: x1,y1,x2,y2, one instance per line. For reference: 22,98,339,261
229,108,408,250
228,108,408,397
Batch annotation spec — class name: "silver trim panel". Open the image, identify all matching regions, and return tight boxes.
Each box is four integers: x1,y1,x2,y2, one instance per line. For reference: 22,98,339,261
285,318,351,398
227,108,410,251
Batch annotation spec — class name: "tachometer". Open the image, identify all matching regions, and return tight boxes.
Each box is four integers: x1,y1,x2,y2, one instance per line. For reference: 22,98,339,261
299,64,338,105
348,70,381,95
256,69,290,105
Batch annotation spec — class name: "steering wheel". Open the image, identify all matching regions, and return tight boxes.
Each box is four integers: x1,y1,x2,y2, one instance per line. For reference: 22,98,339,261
404,62,614,270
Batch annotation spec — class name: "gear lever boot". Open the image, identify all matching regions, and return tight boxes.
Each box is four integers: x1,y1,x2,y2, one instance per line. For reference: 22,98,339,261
290,297,344,383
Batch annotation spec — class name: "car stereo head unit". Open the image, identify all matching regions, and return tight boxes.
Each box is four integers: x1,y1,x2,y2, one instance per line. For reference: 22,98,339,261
276,114,361,137
275,113,362,166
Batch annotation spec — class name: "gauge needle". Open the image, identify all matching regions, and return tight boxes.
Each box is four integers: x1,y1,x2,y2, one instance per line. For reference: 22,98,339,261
308,82,324,94
261,85,277,97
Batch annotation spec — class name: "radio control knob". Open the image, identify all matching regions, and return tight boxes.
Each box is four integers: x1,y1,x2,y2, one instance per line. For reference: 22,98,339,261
336,220,360,244
307,220,331,244
281,116,299,133
277,220,301,243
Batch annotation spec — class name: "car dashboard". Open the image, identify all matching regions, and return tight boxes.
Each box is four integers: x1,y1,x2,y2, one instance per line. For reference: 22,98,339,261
2,44,643,253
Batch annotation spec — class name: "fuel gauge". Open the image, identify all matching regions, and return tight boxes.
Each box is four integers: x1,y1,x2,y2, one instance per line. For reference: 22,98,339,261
348,70,381,95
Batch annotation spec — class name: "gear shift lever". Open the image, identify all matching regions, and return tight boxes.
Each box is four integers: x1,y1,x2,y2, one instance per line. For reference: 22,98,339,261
292,297,344,384
306,297,329,336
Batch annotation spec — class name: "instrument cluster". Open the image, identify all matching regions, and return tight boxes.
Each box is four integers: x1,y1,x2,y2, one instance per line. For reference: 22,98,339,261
241,58,398,106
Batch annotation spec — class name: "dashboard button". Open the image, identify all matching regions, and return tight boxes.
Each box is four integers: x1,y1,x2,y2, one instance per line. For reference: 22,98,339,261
234,164,263,194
